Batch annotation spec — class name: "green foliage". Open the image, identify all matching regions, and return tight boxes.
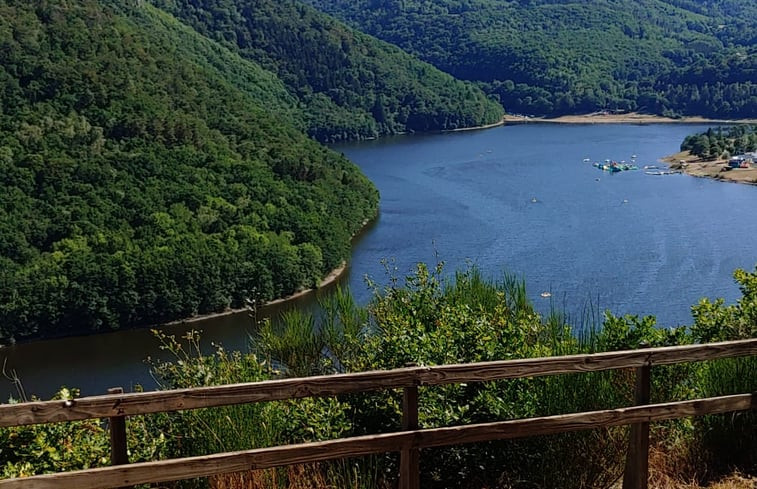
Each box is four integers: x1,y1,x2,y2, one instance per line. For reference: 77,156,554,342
689,266,757,478
0,388,167,478
691,356,757,477
692,266,757,342
257,310,327,378
3,265,755,485
596,312,691,351
149,330,292,458
302,0,757,118
148,329,354,488
253,263,756,488
0,0,378,342
364,264,546,369
681,125,757,160
150,0,504,142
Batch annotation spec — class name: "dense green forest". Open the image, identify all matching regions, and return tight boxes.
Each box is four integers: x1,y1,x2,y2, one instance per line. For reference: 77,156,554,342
681,125,757,159
150,0,504,142
0,0,379,343
303,0,757,119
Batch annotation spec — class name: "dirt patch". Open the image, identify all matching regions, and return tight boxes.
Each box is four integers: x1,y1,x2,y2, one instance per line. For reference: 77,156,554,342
662,151,757,186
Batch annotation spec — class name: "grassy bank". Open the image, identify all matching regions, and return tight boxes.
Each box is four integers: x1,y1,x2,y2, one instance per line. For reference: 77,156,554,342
1,263,755,487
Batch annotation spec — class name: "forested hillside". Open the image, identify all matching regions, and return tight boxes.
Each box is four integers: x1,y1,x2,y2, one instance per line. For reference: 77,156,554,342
0,0,378,342
151,0,504,142
304,0,757,119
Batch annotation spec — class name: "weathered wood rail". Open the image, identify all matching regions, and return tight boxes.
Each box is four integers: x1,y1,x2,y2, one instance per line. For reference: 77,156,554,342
1,338,755,489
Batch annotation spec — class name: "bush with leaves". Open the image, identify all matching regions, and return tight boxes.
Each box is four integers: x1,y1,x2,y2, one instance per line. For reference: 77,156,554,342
688,267,757,480
147,329,356,488
256,263,756,488
8,264,755,487
0,388,167,479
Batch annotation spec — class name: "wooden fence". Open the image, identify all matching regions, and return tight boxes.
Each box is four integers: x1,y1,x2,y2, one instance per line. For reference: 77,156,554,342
0,338,755,489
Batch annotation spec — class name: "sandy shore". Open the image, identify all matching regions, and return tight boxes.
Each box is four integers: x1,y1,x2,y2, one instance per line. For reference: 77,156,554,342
264,262,347,307
662,151,757,186
503,112,757,125
163,261,349,326
163,216,376,326
448,118,506,132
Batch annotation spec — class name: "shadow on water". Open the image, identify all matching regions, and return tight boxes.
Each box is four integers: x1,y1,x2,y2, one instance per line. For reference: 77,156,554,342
0,217,379,402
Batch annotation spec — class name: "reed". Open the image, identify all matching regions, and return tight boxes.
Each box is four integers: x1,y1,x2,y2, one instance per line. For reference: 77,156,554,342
3,263,754,489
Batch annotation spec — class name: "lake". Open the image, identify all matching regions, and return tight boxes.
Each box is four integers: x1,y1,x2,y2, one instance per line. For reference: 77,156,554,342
3,123,756,401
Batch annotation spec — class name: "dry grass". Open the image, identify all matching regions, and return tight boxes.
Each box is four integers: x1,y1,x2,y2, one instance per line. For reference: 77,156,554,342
205,453,754,489
204,445,753,489
210,464,330,489
661,150,757,185
209,461,388,489
706,475,757,489
654,474,757,489
648,446,755,489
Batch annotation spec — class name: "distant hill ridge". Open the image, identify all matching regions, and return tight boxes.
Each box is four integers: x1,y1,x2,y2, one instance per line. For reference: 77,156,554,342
151,0,504,142
302,0,757,119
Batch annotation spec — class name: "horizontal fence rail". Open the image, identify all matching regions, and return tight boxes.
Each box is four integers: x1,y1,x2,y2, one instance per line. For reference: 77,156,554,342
1,394,753,489
1,338,755,489
2,338,756,427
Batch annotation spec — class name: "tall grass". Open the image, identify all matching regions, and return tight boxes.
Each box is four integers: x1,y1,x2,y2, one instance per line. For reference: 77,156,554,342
256,310,325,377
209,458,388,489
236,263,755,489
4,264,753,488
690,357,757,479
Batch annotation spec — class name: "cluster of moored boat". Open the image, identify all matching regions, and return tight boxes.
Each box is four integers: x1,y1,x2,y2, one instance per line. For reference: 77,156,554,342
643,166,679,176
592,160,638,172
583,156,679,176
585,157,638,173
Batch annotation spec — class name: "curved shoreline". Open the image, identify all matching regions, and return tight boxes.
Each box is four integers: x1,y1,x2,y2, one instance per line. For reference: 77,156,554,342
162,261,350,327
162,216,376,327
503,112,757,125
662,151,757,186
447,117,506,132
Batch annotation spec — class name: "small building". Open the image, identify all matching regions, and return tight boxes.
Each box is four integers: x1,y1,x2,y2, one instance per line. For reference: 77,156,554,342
728,156,744,168
729,153,755,168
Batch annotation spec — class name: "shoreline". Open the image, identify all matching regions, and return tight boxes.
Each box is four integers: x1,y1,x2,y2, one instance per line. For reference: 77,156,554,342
162,261,350,327
448,117,506,132
661,151,757,186
2,216,377,347
503,112,757,125
0,261,350,347
161,216,376,327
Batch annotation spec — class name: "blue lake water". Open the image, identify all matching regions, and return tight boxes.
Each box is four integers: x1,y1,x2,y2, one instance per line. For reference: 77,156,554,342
3,123,756,400
338,123,757,326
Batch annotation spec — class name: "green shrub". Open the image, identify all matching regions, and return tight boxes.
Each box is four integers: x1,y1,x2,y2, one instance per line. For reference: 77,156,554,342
0,388,167,479
4,264,755,488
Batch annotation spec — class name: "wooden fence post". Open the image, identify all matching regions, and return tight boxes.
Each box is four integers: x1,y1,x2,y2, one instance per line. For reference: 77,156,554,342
107,387,129,466
623,363,651,489
400,384,420,489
